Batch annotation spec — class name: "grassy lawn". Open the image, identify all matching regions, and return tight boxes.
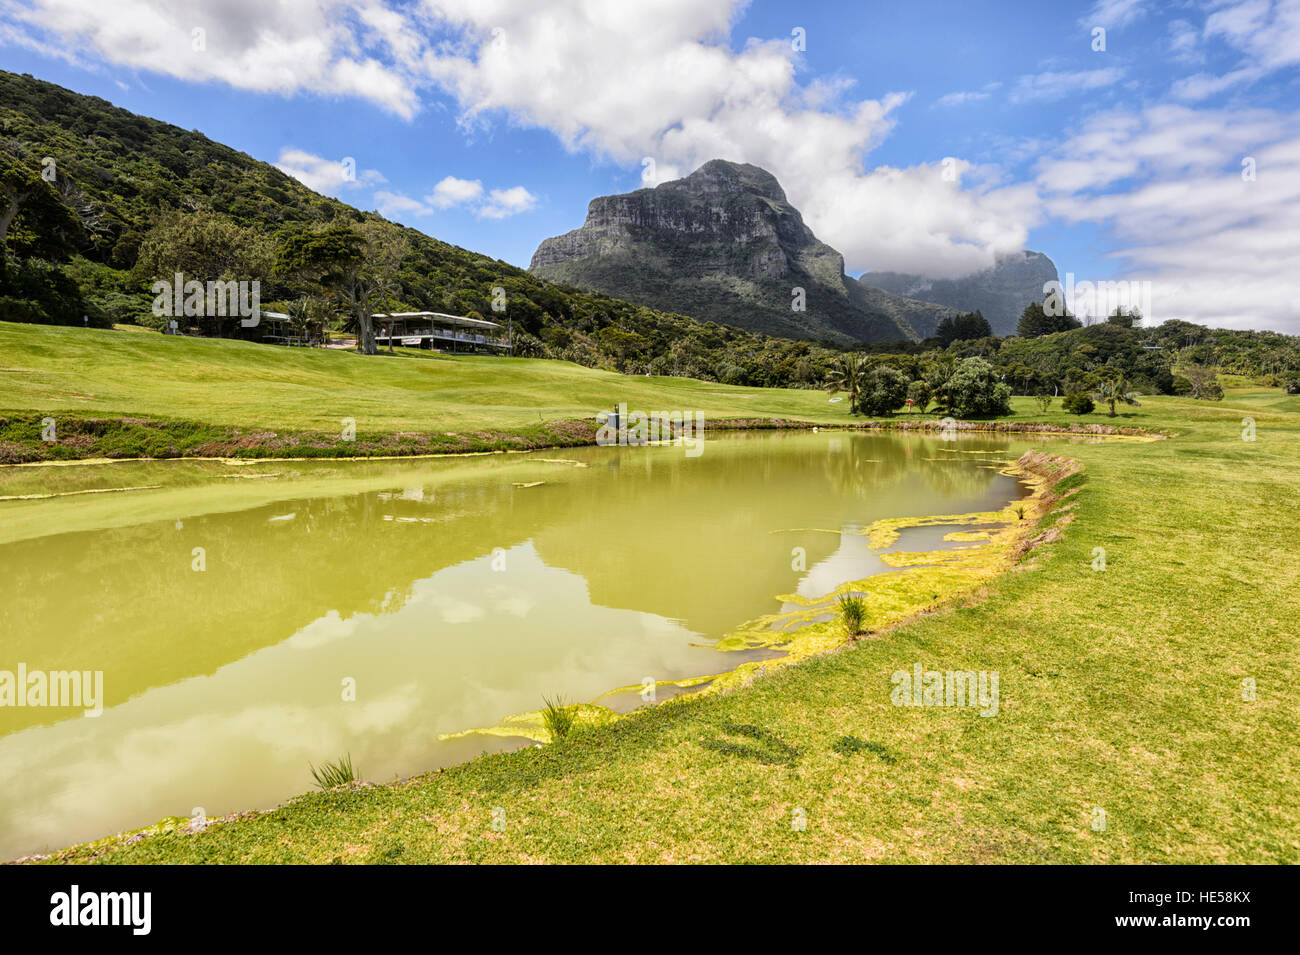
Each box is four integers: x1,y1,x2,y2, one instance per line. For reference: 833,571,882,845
28,350,1298,862
0,321,857,434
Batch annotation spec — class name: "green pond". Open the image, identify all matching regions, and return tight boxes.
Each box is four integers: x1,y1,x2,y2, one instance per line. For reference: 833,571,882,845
0,430,1030,858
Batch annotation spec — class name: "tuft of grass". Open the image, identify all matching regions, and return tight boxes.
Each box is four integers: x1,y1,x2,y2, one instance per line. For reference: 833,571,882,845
541,695,577,742
309,753,357,789
1015,504,1026,520
837,592,868,639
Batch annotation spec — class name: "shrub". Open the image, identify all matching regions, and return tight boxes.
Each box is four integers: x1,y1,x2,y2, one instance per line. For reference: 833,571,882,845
309,753,357,789
541,695,577,741
1062,392,1094,414
946,357,1012,418
854,365,910,415
1280,373,1300,395
716,362,748,386
906,379,932,413
838,593,868,639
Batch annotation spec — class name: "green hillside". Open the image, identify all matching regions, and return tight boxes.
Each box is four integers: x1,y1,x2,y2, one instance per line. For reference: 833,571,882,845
0,70,840,385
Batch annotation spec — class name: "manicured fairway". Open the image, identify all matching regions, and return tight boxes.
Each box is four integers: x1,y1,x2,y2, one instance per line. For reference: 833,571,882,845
0,321,854,434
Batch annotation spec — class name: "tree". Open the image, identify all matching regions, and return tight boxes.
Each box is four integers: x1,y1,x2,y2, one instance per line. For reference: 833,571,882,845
1106,306,1142,328
1091,374,1141,417
287,297,326,344
0,149,82,261
132,209,275,335
1178,363,1223,400
597,325,648,361
946,357,1013,418
907,379,932,413
133,209,274,281
1017,299,1081,338
955,310,992,340
824,354,869,407
854,365,910,416
935,310,992,346
924,355,960,414
277,222,408,355
1062,393,1094,414
935,315,957,346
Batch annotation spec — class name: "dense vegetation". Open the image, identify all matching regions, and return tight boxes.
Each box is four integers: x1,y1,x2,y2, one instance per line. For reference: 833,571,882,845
838,313,1300,413
3,70,1298,398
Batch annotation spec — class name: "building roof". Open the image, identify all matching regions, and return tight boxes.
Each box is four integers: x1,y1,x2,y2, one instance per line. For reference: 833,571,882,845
371,311,502,330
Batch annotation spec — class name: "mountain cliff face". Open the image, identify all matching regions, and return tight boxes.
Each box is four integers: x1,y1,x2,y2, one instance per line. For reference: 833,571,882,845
859,251,1060,337
852,282,959,340
530,160,916,344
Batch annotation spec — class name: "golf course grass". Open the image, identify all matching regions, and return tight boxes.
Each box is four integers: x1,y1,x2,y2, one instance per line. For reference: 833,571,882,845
3,321,1297,863
0,320,852,434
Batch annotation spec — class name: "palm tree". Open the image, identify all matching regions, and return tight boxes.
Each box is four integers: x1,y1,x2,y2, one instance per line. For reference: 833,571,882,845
824,354,869,408
925,355,959,414
287,297,320,345
1092,375,1141,417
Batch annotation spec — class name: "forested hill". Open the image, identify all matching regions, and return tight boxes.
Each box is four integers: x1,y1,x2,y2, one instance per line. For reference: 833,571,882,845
0,69,841,386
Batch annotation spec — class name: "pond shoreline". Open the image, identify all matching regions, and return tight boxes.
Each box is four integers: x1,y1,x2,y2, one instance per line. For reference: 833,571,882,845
0,411,1161,466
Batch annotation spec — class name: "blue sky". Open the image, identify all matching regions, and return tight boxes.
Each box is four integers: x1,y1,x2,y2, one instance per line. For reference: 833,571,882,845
2,0,1298,331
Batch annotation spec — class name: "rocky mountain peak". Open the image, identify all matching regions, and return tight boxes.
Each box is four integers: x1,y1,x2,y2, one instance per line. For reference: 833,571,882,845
662,159,788,203
530,160,910,344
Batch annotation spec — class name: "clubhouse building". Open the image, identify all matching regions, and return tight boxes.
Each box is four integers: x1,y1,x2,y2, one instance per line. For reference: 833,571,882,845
250,310,509,354
372,312,510,353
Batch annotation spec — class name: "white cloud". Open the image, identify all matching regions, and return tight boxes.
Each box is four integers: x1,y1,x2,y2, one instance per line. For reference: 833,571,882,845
2,0,426,117
1037,105,1300,332
274,148,384,194
1170,66,1265,100
428,175,484,209
934,83,1000,108
1080,0,1150,28
422,177,534,218
1168,1,1300,99
477,185,537,219
373,190,432,219
1205,0,1300,70
271,161,532,221
1009,67,1126,103
372,178,535,220
1167,19,1203,63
